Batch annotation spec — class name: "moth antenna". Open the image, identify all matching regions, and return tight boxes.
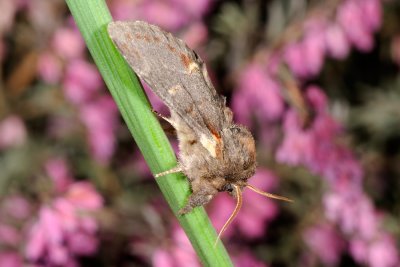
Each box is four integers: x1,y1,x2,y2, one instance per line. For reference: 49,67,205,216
214,184,242,247
155,166,182,178
246,184,293,202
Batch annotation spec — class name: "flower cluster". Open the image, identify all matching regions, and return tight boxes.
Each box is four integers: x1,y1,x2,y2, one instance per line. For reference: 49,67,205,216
283,0,382,79
37,23,119,164
25,181,102,266
0,159,103,267
233,0,399,266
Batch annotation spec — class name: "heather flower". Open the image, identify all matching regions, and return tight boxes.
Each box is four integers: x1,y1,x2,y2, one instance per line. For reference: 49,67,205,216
0,252,22,267
283,43,309,78
79,96,119,164
1,195,31,220
0,224,20,246
302,23,327,76
152,249,175,267
52,28,85,60
182,22,208,48
368,234,399,267
45,158,73,193
360,0,382,32
303,223,345,266
0,0,17,34
349,238,369,264
139,1,190,31
63,59,103,104
337,0,374,52
276,110,314,166
109,0,138,21
0,115,27,149
170,0,214,18
25,182,103,265
233,63,284,125
151,226,200,267
37,52,63,83
324,23,350,60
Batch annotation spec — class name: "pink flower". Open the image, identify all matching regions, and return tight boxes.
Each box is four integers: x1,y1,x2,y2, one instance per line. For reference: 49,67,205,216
2,195,31,220
283,43,309,78
65,182,103,210
233,63,284,125
25,181,103,265
325,24,350,59
0,252,22,267
63,59,103,104
151,226,200,267
368,234,399,267
0,224,20,246
37,52,63,83
276,110,313,166
302,24,327,76
277,86,363,191
25,223,46,261
139,1,189,32
52,28,85,59
182,22,208,49
45,158,73,193
109,0,138,20
360,0,382,32
152,249,175,267
350,238,368,264
303,223,345,265
171,0,214,18
68,231,98,255
0,115,27,149
337,0,374,52
79,96,119,163
0,0,17,34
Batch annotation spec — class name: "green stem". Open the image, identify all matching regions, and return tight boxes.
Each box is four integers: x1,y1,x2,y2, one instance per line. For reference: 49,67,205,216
65,0,233,266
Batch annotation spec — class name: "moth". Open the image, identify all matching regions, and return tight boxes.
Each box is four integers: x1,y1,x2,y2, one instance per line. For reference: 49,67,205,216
108,21,291,240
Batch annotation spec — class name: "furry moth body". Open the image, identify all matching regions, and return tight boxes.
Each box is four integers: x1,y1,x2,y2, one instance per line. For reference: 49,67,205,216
108,21,291,239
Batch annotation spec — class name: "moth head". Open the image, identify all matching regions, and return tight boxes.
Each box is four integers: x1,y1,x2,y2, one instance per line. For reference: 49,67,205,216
220,125,257,183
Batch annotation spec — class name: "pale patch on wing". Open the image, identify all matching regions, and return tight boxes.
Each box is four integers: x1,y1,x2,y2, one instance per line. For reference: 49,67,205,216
187,62,199,73
168,85,182,95
200,134,217,158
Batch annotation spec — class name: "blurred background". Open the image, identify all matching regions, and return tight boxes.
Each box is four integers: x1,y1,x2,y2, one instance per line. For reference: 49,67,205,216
0,0,399,266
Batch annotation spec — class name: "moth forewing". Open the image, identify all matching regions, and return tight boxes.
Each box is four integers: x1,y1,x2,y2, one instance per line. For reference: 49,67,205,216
108,20,291,240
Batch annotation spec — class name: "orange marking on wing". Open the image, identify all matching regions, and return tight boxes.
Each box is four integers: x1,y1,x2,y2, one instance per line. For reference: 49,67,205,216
143,35,151,42
205,121,223,159
124,33,133,41
180,53,193,70
167,44,176,52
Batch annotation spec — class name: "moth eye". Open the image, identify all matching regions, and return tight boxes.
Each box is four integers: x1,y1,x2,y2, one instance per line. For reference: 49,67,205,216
230,126,241,134
221,183,233,192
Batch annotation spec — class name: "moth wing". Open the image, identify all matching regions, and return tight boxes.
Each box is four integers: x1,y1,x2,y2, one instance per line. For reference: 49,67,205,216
108,21,227,157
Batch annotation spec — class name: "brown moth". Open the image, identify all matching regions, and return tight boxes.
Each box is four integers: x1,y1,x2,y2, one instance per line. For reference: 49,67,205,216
108,21,291,240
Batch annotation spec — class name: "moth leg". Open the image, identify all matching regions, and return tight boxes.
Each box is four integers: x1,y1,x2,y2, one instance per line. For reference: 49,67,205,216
179,182,217,214
155,165,183,178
